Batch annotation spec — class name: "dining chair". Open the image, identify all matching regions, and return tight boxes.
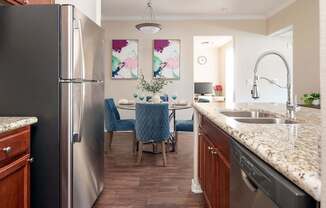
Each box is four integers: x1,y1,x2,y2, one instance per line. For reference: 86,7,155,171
175,115,194,153
135,103,170,166
104,98,136,152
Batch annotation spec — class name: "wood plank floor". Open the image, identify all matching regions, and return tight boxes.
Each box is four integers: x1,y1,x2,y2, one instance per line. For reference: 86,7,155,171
94,132,206,208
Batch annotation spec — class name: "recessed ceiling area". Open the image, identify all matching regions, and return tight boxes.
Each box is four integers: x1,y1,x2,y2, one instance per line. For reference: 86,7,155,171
102,0,296,20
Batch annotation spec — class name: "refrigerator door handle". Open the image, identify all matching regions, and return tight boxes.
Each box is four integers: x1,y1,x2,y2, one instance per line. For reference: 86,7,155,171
74,18,86,80
72,83,85,143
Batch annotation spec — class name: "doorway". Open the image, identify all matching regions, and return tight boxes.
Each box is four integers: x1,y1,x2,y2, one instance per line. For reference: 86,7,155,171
193,36,235,103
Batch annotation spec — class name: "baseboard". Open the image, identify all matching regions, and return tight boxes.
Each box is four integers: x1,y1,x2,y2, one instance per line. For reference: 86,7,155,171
191,178,203,194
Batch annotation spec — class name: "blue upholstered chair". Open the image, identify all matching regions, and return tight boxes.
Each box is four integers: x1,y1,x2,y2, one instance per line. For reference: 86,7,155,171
104,98,136,152
135,103,170,166
175,115,194,153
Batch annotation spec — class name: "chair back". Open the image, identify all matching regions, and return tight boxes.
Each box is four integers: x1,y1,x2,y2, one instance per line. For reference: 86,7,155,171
104,98,121,131
135,103,170,143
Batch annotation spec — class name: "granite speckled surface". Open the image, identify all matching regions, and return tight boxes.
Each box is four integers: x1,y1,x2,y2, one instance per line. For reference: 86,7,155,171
193,102,321,201
0,117,38,134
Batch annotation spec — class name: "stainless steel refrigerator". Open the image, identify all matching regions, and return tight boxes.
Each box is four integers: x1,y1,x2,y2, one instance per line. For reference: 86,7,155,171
0,5,104,208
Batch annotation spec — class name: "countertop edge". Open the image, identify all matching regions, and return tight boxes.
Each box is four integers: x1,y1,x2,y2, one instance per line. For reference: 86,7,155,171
0,117,38,134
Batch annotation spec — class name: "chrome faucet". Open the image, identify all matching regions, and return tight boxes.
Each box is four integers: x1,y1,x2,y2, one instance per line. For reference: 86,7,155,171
251,50,298,119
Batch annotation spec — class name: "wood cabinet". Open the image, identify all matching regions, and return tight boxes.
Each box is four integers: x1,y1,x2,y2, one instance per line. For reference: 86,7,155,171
198,116,230,208
0,126,32,208
3,0,53,5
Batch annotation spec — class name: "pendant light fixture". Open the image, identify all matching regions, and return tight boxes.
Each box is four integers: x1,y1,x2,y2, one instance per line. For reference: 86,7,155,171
135,0,162,34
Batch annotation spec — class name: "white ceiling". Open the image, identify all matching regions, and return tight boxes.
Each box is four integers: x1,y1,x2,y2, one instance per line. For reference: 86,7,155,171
102,0,296,20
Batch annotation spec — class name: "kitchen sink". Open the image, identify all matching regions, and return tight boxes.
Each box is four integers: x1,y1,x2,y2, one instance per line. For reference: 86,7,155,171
234,118,299,124
220,111,276,118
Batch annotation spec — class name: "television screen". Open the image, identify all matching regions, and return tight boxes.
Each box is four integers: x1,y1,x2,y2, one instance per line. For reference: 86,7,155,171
194,82,213,95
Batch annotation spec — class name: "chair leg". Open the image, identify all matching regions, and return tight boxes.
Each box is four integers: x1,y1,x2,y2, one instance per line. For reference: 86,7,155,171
104,132,108,154
162,141,167,167
132,131,137,154
107,131,114,150
137,142,143,165
175,131,179,153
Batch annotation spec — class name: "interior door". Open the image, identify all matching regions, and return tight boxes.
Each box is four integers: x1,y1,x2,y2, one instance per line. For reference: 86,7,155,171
72,81,104,208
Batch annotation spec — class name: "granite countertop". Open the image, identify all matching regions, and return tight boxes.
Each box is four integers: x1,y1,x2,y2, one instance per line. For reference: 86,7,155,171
0,117,38,134
193,102,321,201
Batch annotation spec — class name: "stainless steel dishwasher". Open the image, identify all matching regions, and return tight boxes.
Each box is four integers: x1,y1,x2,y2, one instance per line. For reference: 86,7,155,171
230,139,317,208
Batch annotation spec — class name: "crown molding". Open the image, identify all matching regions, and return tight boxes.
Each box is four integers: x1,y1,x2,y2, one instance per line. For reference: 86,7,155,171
266,0,296,18
102,14,267,22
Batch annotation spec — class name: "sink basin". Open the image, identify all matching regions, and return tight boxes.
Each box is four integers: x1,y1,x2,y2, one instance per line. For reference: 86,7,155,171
220,111,276,118
234,118,298,124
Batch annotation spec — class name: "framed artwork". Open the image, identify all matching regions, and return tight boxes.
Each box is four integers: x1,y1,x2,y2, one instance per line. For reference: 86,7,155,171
153,39,180,80
112,39,138,79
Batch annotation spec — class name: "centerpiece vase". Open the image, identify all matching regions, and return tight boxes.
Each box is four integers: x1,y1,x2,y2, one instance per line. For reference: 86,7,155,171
152,93,161,104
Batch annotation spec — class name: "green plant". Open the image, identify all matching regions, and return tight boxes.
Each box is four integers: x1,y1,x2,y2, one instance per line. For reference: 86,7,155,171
137,74,171,94
301,92,320,105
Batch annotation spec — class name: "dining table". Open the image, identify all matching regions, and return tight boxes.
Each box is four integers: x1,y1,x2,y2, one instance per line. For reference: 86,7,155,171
117,103,192,152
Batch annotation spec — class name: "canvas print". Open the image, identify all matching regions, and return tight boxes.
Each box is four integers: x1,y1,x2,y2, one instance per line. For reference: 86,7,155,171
153,40,180,79
112,40,138,79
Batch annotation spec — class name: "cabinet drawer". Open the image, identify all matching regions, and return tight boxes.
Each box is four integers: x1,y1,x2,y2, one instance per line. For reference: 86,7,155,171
0,128,30,165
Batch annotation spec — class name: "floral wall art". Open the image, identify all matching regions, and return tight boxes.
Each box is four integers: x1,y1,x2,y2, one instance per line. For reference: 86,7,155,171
153,39,180,80
112,40,138,79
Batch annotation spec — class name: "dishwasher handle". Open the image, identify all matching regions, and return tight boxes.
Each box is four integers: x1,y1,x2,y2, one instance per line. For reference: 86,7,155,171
241,170,258,192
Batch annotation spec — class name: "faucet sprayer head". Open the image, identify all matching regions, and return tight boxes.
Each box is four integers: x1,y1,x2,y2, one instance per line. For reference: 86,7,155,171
251,84,259,99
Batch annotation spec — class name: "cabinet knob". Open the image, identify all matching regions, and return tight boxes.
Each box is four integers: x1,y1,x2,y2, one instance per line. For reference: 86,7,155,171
211,150,218,155
208,146,213,151
28,158,34,163
2,146,12,154
198,133,203,136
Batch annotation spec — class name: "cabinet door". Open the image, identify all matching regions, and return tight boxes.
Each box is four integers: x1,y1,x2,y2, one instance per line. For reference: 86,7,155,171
201,134,216,208
0,155,30,208
214,152,230,208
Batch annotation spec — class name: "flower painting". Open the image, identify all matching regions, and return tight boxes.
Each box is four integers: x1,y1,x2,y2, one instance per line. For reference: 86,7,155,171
153,40,180,79
112,40,138,79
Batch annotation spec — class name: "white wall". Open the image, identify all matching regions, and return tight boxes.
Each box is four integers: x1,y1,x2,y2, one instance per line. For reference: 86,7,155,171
267,0,320,99
193,45,219,84
55,0,101,25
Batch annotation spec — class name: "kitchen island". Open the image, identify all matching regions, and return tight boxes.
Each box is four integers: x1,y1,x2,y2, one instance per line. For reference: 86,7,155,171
191,102,320,206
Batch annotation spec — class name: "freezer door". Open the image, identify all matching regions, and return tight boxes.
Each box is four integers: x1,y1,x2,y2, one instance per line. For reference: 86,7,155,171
72,81,104,208
61,5,105,81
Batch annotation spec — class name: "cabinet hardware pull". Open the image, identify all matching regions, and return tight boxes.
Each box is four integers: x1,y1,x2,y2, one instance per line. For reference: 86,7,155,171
211,150,218,155
208,146,213,151
2,146,12,154
28,158,34,163
198,133,203,136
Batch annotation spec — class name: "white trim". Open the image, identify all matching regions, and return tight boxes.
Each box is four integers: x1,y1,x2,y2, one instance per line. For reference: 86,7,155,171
191,178,203,194
102,14,266,21
269,25,294,37
266,0,297,18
